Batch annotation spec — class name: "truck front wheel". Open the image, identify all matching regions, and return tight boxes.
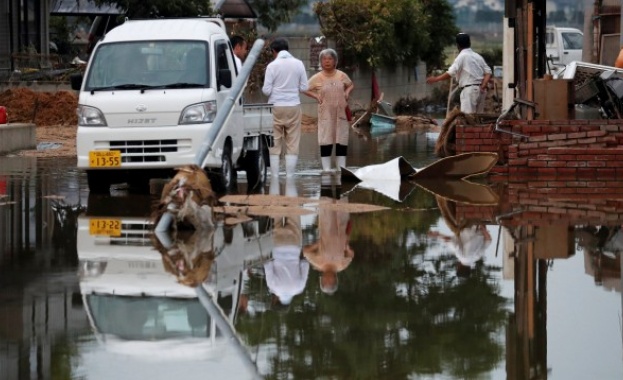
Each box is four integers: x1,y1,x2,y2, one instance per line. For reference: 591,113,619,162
212,147,237,192
86,170,112,194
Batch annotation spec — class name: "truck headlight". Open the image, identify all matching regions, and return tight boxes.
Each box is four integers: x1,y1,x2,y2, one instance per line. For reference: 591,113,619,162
77,105,107,126
79,260,108,278
179,101,216,124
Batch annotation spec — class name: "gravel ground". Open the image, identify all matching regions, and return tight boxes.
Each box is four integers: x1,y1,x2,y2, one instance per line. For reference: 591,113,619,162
16,125,77,158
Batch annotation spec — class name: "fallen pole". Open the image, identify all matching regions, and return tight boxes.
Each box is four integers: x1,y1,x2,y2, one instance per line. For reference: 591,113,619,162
156,38,265,233
195,285,262,379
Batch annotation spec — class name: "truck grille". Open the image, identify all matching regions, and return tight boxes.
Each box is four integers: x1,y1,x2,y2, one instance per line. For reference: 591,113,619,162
110,221,153,246
108,139,187,163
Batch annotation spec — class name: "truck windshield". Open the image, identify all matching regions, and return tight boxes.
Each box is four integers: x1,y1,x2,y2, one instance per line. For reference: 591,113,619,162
85,41,210,91
86,294,213,340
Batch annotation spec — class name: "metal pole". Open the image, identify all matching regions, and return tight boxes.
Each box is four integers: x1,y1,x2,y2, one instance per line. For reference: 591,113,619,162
155,38,265,233
195,285,261,379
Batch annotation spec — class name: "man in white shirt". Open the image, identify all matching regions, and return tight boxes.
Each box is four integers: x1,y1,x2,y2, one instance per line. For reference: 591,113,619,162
426,33,492,113
262,38,310,178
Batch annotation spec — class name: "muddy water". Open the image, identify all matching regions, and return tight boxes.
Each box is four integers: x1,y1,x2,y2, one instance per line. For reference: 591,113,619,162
0,130,621,379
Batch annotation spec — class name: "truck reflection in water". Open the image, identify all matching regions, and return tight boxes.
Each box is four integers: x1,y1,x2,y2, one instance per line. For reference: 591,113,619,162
77,193,270,377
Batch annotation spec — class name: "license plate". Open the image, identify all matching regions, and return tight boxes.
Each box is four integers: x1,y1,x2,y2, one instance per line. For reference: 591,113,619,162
89,219,122,236
89,150,121,167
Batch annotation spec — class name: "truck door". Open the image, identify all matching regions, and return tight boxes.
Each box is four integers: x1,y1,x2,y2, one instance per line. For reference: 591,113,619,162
559,29,583,65
213,39,244,158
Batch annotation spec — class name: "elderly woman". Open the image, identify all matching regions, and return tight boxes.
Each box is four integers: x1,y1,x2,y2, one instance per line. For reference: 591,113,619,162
304,48,354,172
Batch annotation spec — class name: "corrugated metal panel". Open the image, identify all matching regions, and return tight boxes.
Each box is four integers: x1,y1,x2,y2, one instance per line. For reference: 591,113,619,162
0,1,12,70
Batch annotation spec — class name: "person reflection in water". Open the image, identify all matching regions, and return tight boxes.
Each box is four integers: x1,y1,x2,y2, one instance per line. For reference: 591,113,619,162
264,215,309,307
576,225,623,286
303,201,354,294
429,224,492,277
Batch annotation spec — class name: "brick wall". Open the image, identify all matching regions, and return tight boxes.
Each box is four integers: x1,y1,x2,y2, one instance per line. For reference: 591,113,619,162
451,119,623,225
452,181,623,227
455,119,623,178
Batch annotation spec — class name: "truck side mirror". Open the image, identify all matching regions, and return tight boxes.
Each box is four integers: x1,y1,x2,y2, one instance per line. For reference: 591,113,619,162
70,74,83,91
218,69,232,90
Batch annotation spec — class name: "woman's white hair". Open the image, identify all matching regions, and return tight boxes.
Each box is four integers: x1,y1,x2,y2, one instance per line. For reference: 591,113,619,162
319,48,338,67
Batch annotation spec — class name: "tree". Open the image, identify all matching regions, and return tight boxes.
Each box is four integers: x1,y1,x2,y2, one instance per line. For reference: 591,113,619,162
93,0,213,18
248,0,308,33
314,0,458,70
421,0,460,70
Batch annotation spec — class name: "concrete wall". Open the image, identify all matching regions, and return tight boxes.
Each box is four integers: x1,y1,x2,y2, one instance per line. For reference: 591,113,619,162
0,123,36,154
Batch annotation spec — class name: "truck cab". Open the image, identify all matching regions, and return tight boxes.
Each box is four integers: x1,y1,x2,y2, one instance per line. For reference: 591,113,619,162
73,18,272,194
546,26,583,68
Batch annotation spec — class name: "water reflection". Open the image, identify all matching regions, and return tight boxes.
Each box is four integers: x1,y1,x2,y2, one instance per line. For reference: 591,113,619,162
1,136,622,379
78,194,262,378
432,194,495,278
265,215,308,306
303,197,354,295
577,226,622,290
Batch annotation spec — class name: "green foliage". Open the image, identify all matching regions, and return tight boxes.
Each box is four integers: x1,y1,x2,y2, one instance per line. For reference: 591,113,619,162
421,0,460,70
49,16,73,55
314,0,457,69
480,47,503,68
93,0,213,18
248,0,308,33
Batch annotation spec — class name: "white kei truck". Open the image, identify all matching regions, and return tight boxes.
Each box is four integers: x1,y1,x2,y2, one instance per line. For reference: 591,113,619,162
71,18,273,193
545,26,583,69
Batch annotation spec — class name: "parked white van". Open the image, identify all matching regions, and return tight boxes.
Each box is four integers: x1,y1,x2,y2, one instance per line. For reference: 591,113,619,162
72,18,273,193
546,26,583,68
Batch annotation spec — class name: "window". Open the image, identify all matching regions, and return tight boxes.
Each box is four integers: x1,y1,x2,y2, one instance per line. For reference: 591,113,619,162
85,41,210,89
562,32,583,50
214,40,232,90
546,31,555,46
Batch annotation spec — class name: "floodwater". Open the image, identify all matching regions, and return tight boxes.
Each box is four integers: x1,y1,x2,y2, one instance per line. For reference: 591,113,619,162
1,130,622,380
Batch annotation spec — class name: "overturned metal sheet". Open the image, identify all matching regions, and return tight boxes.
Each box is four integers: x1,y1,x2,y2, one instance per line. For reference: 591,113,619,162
413,179,500,206
340,157,417,182
409,152,499,180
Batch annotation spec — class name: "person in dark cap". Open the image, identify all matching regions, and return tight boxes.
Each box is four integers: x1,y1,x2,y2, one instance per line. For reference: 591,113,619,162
426,33,492,113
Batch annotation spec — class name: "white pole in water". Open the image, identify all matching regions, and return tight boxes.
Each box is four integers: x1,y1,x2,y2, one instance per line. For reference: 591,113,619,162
155,38,266,232
195,285,262,379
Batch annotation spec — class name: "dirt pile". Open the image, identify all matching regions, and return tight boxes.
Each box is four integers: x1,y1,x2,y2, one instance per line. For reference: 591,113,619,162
395,115,438,133
0,88,77,126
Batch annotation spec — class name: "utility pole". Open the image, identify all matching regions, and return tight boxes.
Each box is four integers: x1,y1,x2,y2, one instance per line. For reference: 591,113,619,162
583,0,595,62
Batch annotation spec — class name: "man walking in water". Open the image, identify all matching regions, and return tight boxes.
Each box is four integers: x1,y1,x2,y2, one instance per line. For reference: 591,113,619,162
426,33,492,114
